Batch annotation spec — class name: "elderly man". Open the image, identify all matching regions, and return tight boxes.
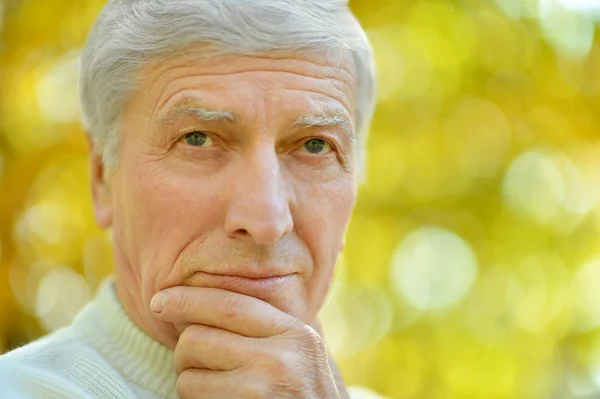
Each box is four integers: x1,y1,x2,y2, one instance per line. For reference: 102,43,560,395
0,0,377,398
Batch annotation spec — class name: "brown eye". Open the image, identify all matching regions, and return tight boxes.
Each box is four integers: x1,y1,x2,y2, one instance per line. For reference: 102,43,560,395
184,132,213,147
302,139,331,154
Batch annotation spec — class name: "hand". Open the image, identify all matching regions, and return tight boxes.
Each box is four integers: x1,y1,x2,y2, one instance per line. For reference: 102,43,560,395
310,320,350,399
151,286,342,398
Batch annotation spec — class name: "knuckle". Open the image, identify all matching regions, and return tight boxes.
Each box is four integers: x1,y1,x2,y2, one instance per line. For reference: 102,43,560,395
175,370,195,399
264,348,301,376
274,313,298,333
293,325,328,370
178,291,195,315
254,347,319,396
172,353,186,376
174,325,212,373
182,324,209,343
242,378,267,399
237,338,260,369
297,324,324,350
222,296,246,319
173,340,193,375
267,353,306,395
177,326,195,349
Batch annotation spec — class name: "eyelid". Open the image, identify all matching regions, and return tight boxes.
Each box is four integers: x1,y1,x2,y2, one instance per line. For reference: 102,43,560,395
299,137,331,154
181,129,210,137
179,129,218,146
300,135,340,154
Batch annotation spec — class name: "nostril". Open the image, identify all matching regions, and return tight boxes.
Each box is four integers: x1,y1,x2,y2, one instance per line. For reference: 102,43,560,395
231,228,250,238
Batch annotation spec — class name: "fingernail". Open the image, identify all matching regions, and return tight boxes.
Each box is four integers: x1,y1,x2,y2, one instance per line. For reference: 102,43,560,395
151,291,167,313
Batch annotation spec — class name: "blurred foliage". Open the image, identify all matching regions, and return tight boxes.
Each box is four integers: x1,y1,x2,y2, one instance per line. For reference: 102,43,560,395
2,0,600,398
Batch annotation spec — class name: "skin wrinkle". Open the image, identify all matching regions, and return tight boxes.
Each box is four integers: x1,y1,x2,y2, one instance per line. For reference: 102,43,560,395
154,74,354,130
80,1,377,177
148,53,356,120
92,52,358,398
248,53,357,82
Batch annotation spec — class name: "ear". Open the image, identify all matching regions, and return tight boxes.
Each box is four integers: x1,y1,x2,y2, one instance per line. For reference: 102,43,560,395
87,135,113,229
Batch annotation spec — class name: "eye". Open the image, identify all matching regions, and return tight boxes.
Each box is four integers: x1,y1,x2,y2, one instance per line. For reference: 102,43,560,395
183,131,214,147
301,138,332,154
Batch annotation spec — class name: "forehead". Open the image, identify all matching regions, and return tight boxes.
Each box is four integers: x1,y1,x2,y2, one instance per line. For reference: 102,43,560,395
135,49,358,124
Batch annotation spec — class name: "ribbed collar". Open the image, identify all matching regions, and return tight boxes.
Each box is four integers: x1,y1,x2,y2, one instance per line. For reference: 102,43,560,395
72,278,178,399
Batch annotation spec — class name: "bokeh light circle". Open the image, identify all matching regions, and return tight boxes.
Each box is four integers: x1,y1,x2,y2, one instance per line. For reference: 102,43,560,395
555,0,600,16
35,267,92,332
570,257,600,332
347,386,389,399
2,1,600,397
390,226,478,311
502,148,565,225
538,0,595,59
320,279,393,360
36,50,82,125
493,0,522,20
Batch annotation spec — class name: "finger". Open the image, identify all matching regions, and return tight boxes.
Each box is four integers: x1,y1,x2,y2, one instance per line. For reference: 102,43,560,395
310,318,350,399
174,324,257,375
309,318,324,336
177,369,265,399
151,286,298,337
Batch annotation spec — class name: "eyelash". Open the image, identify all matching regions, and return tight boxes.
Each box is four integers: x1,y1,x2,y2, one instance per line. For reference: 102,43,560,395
301,137,337,155
178,130,340,155
178,130,217,146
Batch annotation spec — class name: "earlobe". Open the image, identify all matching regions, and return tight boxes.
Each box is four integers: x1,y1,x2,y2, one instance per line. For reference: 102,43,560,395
87,136,113,229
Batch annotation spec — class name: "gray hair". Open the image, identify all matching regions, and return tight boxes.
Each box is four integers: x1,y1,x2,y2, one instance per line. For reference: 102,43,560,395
80,0,376,176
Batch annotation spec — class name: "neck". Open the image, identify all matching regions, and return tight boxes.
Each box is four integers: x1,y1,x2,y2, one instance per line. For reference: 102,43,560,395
72,278,179,399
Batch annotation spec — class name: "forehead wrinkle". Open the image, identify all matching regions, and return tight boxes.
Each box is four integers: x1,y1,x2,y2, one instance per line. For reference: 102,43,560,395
248,54,357,91
151,66,355,117
280,82,354,119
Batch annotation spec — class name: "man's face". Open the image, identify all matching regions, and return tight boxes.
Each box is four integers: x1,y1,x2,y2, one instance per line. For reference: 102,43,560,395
92,50,358,345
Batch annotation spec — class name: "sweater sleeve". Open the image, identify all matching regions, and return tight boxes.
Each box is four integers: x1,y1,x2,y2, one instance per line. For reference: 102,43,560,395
0,360,94,399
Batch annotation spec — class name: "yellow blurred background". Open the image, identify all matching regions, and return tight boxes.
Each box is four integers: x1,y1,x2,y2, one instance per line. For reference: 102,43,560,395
2,0,600,398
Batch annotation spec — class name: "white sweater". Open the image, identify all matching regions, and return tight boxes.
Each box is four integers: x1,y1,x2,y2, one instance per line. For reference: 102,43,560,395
0,280,381,399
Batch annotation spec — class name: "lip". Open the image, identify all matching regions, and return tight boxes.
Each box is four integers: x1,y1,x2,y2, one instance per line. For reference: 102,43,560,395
187,271,297,300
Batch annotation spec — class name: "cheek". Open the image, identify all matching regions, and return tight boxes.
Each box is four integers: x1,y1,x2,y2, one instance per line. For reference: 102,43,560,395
299,179,355,259
113,157,224,275
121,169,199,232
295,178,356,315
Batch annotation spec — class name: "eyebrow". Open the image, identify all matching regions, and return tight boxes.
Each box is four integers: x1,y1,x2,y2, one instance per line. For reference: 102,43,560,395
158,105,236,124
294,113,355,140
158,104,354,139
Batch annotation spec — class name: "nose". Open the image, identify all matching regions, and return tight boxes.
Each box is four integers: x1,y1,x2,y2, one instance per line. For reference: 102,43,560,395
224,147,293,245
